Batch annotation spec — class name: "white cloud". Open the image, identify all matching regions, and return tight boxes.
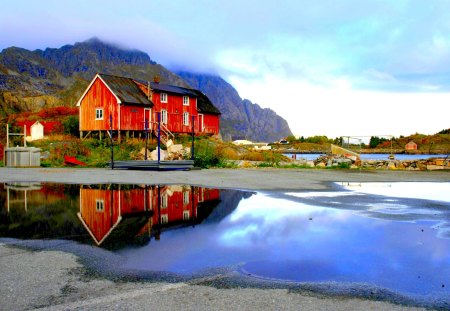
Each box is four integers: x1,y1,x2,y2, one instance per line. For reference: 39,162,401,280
227,72,450,138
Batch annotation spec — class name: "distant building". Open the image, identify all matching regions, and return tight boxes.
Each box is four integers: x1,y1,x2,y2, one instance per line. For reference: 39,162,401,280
29,121,44,141
16,120,61,141
405,141,417,150
233,140,253,145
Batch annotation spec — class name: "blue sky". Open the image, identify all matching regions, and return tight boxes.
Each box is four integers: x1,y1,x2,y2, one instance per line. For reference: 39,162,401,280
1,0,449,138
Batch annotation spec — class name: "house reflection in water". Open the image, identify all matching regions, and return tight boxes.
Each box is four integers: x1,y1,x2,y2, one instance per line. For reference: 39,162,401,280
78,185,220,248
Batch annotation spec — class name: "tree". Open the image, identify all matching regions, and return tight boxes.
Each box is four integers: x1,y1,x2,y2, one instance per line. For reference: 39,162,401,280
286,135,297,143
369,136,380,148
369,136,388,148
63,116,79,136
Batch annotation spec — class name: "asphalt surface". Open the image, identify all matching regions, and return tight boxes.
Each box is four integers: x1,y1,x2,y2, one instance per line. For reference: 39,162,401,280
1,167,449,310
1,167,450,191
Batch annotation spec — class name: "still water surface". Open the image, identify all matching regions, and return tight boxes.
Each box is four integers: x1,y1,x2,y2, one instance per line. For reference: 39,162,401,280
1,182,449,304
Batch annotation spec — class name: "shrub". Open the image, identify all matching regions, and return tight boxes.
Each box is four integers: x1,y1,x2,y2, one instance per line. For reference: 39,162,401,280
241,151,264,161
262,151,283,165
63,116,79,136
193,140,224,168
217,146,240,160
338,162,351,169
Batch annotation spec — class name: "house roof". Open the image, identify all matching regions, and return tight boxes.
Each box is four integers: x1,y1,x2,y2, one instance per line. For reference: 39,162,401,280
149,82,221,115
150,82,196,96
192,89,221,115
98,74,153,106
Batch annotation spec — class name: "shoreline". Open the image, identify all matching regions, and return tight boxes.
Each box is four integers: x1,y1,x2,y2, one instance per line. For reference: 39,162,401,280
1,167,450,191
1,168,449,310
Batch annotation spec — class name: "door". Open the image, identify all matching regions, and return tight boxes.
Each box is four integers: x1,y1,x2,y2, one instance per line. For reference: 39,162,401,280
144,108,151,130
198,114,204,133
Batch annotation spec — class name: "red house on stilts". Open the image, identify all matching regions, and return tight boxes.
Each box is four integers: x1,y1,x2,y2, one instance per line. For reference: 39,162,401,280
76,74,221,141
77,185,221,247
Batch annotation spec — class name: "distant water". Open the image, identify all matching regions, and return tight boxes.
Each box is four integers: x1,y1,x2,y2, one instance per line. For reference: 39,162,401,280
284,153,449,161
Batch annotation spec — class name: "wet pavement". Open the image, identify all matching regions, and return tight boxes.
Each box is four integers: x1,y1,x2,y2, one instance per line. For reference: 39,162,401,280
1,181,450,309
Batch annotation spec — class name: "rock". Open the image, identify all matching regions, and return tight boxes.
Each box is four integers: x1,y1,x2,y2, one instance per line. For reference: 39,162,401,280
139,148,151,158
427,165,445,170
387,162,396,170
306,161,315,167
150,148,168,161
167,144,183,154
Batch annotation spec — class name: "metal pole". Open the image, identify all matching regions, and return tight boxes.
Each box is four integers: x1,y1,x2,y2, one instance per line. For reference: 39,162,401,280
145,119,148,160
191,115,195,161
156,185,161,240
110,115,114,170
157,112,161,165
23,125,26,147
191,185,195,227
5,124,8,166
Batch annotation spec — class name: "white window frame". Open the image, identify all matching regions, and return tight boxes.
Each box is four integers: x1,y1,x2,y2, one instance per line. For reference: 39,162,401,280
161,193,168,208
183,112,189,126
161,109,168,124
183,210,190,221
183,96,189,106
95,108,103,120
95,199,104,212
160,214,169,224
183,191,190,205
160,93,168,103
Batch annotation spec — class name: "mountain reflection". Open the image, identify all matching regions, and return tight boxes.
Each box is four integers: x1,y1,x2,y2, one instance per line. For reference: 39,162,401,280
78,185,221,248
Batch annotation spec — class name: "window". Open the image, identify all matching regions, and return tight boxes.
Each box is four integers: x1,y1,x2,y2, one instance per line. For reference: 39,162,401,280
161,110,168,124
95,199,104,212
161,193,168,208
183,96,189,106
183,112,189,126
183,210,190,221
160,93,168,103
95,108,103,120
198,189,204,202
183,191,190,205
160,214,169,224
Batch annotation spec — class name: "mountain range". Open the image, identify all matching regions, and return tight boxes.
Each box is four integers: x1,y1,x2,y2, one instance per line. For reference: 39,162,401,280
0,38,292,142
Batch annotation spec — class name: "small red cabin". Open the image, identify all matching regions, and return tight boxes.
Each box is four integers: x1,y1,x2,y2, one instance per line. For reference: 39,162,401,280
405,141,417,151
77,74,221,139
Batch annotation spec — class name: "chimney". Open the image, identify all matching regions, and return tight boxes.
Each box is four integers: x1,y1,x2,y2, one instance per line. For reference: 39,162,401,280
153,75,160,83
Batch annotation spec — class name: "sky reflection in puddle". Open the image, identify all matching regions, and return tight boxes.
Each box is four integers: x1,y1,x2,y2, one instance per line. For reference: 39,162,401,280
1,182,449,302
118,182,450,300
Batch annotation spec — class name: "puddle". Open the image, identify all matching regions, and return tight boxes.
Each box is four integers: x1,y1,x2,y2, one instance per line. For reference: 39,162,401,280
1,182,450,306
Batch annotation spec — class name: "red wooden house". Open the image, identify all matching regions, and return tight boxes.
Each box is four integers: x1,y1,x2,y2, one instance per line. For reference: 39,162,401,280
78,185,220,246
405,141,418,151
76,74,221,140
